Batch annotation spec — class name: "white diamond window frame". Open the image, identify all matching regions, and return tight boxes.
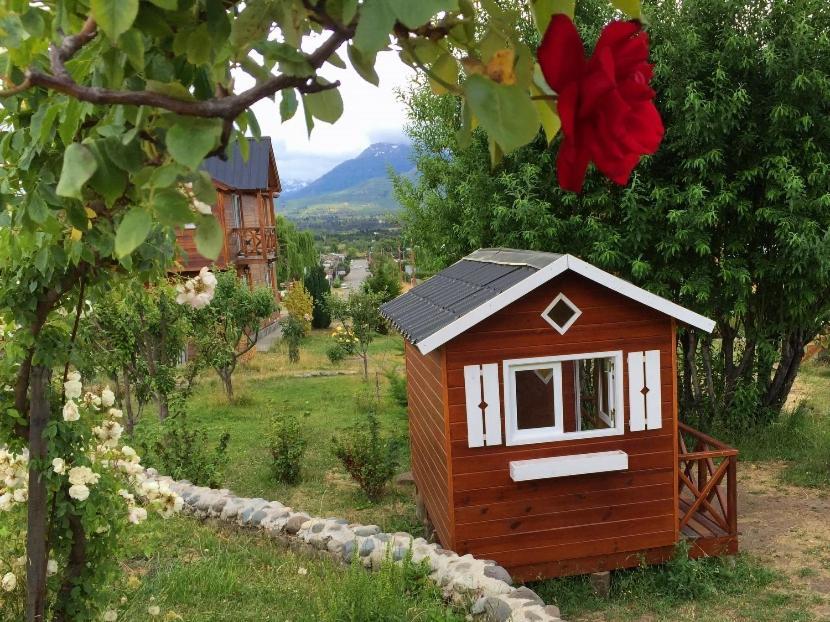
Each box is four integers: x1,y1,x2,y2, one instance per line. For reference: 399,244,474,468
541,293,582,334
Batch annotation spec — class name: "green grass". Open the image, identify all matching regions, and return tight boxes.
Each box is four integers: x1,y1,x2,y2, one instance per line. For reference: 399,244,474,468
531,547,818,622
136,331,417,532
108,514,463,622
731,361,830,487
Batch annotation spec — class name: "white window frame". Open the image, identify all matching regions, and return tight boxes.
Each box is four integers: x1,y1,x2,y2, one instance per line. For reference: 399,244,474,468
541,292,582,334
503,350,625,446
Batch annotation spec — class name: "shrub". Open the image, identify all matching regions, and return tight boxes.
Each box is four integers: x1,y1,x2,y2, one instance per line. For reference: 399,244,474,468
304,266,332,329
326,343,347,364
267,413,307,484
386,369,408,408
332,277,342,288
280,314,306,364
139,414,230,488
283,283,313,333
332,399,398,501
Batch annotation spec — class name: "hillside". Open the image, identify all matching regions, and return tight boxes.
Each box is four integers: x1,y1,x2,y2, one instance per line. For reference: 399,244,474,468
279,143,415,229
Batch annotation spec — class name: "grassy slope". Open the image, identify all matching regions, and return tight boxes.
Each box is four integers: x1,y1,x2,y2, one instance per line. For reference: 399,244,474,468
137,331,418,531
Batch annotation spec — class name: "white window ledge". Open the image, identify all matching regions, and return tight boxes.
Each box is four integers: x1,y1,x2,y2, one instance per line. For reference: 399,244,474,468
509,450,629,481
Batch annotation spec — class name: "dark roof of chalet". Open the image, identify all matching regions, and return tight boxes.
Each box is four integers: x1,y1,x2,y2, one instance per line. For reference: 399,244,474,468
380,248,563,346
201,137,281,192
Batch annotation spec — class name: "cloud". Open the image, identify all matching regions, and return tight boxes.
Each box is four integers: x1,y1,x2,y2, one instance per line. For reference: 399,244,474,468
240,43,416,184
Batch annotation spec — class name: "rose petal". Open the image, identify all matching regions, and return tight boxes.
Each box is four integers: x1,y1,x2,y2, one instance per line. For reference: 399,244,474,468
537,14,586,92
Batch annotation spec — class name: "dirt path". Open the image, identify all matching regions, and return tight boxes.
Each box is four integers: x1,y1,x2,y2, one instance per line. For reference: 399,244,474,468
738,461,830,617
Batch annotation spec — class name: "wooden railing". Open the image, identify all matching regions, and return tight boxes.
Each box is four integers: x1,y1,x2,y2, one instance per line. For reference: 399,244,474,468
229,226,277,259
678,422,738,538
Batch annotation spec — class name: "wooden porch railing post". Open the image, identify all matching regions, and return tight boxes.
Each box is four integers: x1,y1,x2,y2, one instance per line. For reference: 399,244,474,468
727,455,737,535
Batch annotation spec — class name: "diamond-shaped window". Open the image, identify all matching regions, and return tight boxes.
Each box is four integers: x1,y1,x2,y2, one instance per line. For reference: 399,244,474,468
541,293,582,334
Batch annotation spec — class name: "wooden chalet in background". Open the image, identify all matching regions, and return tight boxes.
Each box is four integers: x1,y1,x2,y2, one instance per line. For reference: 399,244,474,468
381,248,739,581
175,137,281,300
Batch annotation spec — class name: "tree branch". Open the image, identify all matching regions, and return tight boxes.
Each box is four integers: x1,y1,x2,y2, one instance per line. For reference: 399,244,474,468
21,19,351,121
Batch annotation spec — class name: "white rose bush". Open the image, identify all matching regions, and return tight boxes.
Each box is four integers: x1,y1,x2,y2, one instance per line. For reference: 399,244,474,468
0,375,182,620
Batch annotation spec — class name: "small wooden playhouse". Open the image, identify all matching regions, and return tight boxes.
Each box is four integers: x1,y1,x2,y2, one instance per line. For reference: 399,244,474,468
381,249,738,581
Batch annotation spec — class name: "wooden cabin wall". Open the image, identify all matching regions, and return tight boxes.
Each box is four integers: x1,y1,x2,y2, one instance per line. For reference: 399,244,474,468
443,272,678,579
405,341,454,548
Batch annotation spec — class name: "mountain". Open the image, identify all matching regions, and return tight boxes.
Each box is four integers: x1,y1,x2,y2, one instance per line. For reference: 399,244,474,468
279,143,415,228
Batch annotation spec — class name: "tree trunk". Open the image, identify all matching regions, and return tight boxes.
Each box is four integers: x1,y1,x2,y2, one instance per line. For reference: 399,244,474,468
217,367,234,401
763,330,808,411
156,390,169,421
122,369,136,435
700,334,717,431
361,352,368,382
26,366,51,622
53,509,86,622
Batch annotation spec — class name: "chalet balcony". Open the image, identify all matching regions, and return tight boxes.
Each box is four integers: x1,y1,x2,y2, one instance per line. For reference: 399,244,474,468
678,422,739,557
228,226,278,260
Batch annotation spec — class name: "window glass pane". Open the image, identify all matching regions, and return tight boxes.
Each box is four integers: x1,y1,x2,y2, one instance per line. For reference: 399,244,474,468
575,358,615,431
515,368,557,430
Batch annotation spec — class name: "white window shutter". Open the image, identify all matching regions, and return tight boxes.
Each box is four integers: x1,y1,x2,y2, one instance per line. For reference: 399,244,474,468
463,364,503,448
644,350,662,430
627,350,662,431
627,352,646,432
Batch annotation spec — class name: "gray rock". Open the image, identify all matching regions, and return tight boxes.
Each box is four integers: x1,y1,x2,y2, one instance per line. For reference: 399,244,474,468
341,540,356,561
284,513,309,534
392,546,407,562
394,471,415,485
359,539,375,557
481,596,513,622
513,586,545,606
483,564,513,585
375,533,390,542
311,522,325,534
544,604,561,618
250,509,268,525
354,525,380,537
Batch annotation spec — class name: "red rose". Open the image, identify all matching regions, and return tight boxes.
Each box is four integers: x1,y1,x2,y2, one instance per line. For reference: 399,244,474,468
537,15,664,192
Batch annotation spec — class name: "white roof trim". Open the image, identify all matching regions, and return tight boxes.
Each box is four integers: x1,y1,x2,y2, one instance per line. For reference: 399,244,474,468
415,254,715,355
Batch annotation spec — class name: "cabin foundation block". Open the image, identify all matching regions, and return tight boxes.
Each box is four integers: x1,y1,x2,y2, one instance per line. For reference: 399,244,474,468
589,571,611,598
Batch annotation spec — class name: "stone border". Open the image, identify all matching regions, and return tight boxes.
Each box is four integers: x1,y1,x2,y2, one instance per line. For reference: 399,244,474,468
145,469,563,622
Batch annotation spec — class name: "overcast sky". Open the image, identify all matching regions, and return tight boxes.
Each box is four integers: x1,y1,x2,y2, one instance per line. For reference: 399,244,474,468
238,46,417,186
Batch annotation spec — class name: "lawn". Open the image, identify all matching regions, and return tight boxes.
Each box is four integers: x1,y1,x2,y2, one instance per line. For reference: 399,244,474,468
107,514,464,622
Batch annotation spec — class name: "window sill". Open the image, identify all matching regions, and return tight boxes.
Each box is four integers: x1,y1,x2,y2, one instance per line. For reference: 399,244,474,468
509,450,629,481
506,426,624,446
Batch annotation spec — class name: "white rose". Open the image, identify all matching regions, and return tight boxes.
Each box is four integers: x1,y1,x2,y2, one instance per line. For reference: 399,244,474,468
108,408,123,419
199,267,217,288
62,400,80,422
68,484,90,502
190,292,213,309
101,387,115,408
103,609,118,622
68,466,99,486
47,559,58,577
0,493,12,511
128,507,147,525
148,605,160,616
13,487,26,503
52,458,66,474
1,572,16,592
64,378,82,400
193,199,213,215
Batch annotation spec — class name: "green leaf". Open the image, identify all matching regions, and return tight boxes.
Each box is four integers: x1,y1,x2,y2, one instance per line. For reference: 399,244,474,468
246,110,262,139
115,208,152,257
166,118,222,170
327,51,347,69
532,0,575,33
205,0,231,40
59,100,83,145
389,0,459,29
195,215,223,259
429,53,458,95
30,104,59,145
193,172,218,205
280,89,299,122
119,29,145,72
231,0,273,51
88,141,127,206
20,8,45,37
348,45,379,86
304,86,343,124
27,195,48,224
353,0,396,56
152,188,192,226
611,0,641,18
186,24,212,66
535,98,561,144
91,0,139,40
148,0,177,8
464,75,540,153
56,143,98,199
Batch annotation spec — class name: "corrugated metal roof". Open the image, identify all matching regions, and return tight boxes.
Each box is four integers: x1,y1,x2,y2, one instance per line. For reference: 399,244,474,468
380,248,561,345
201,137,281,191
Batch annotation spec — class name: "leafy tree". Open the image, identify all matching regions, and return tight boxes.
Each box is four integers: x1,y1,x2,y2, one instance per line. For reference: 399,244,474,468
282,282,313,333
276,215,318,284
364,252,403,304
0,0,652,617
190,271,276,401
304,265,332,329
396,0,830,432
327,290,385,381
